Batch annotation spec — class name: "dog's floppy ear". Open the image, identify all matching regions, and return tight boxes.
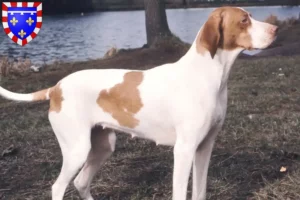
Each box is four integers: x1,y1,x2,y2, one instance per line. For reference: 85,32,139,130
197,11,224,58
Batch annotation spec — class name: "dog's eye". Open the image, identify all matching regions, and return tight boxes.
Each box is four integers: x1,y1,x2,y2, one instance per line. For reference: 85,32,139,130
241,17,248,24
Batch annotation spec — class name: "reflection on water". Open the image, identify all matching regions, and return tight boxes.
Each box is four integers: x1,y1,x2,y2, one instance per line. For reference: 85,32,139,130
0,6,299,64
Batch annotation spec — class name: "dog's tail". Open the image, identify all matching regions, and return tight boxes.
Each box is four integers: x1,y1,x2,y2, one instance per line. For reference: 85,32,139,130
0,86,53,102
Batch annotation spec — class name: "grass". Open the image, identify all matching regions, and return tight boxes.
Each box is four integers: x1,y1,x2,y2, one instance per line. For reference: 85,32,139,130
1,36,300,199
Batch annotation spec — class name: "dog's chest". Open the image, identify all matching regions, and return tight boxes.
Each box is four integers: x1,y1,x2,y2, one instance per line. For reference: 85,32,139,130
211,90,228,128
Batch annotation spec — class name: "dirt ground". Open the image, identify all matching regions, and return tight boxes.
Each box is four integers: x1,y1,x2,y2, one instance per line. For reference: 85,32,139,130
1,28,300,199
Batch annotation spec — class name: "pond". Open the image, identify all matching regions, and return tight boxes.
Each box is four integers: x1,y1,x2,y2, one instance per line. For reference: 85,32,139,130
0,6,299,65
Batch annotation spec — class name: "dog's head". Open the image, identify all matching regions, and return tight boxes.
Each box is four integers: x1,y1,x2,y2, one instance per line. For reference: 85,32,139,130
197,7,278,58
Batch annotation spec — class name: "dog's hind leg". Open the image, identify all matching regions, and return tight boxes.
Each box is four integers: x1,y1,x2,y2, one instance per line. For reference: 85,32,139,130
49,114,92,200
74,126,116,200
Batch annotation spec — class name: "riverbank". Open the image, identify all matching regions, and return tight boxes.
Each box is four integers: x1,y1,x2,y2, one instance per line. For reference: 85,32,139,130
2,14,300,79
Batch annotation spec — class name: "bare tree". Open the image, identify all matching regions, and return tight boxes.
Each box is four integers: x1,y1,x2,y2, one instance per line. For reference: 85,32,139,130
144,0,172,46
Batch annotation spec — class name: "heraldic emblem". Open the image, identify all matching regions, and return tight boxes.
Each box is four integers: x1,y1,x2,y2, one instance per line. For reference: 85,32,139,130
2,2,42,46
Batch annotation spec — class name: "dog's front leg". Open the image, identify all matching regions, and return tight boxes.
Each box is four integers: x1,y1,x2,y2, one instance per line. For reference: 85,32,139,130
191,126,220,200
172,136,199,200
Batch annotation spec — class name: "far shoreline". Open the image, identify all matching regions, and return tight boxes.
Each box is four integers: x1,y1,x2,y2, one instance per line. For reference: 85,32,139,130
89,3,300,13
42,3,300,15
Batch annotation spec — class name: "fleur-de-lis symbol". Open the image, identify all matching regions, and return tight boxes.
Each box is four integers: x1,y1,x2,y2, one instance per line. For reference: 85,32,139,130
26,17,34,26
10,17,18,26
18,29,26,38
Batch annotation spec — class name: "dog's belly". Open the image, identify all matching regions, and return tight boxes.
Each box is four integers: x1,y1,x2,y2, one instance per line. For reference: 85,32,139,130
98,122,177,146
92,100,177,146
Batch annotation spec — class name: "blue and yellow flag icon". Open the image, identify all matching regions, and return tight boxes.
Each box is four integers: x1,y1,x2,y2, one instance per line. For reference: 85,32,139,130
2,2,42,46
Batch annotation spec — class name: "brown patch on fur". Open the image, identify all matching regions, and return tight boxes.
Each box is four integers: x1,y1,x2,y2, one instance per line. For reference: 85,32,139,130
197,7,253,58
97,71,144,128
32,88,50,101
49,83,64,113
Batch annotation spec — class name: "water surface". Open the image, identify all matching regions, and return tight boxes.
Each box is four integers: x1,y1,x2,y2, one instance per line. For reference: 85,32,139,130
0,6,299,64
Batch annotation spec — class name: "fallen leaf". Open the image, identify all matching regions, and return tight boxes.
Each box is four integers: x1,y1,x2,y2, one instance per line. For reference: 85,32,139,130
280,166,287,172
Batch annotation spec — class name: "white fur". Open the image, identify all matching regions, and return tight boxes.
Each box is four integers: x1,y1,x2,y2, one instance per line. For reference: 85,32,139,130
0,87,33,101
249,18,277,49
0,7,277,200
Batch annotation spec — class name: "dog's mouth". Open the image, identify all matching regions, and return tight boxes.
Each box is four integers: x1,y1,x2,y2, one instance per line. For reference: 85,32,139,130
264,35,278,49
253,36,278,50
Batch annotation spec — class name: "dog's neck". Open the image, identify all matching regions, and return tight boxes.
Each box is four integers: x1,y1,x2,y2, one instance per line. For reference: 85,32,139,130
180,40,243,92
213,48,243,90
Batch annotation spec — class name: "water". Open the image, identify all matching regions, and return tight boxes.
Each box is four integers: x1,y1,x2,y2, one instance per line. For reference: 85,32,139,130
0,6,299,65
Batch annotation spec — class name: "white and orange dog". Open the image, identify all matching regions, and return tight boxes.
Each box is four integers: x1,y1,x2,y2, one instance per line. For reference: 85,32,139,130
0,7,277,200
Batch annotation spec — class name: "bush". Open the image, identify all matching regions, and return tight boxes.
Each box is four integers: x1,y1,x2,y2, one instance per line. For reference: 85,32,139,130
0,56,32,79
265,14,300,28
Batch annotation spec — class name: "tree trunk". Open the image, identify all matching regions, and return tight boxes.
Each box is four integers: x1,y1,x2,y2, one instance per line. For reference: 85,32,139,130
144,0,172,46
183,0,189,6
